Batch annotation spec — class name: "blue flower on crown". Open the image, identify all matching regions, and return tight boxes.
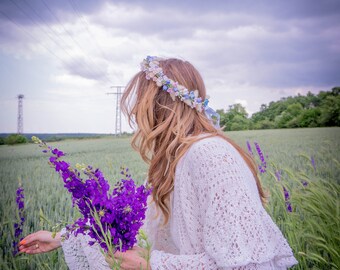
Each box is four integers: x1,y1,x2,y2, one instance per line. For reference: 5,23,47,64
189,91,196,99
203,99,209,107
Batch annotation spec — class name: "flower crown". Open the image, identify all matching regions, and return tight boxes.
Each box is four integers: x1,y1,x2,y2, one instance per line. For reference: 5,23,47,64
140,56,209,112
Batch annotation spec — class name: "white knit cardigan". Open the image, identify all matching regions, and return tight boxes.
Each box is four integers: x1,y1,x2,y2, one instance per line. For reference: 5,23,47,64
61,136,298,269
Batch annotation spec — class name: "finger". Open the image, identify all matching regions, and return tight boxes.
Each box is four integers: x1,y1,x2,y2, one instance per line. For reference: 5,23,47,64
20,242,42,254
105,255,115,265
20,240,39,250
113,251,126,266
25,248,43,255
20,241,39,251
113,251,125,260
20,232,38,246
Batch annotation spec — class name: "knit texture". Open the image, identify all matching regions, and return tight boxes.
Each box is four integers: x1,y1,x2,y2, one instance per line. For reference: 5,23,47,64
60,228,110,270
147,136,297,269
61,136,298,269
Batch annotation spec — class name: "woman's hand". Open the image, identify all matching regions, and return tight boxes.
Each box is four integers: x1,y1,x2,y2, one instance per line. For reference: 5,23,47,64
19,230,62,254
106,246,151,270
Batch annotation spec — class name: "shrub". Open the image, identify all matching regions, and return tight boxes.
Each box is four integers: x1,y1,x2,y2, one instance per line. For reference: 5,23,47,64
5,134,28,145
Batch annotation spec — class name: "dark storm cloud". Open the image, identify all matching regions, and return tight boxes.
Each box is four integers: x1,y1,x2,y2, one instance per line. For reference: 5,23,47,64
193,17,340,88
102,0,340,21
0,0,107,25
1,0,339,88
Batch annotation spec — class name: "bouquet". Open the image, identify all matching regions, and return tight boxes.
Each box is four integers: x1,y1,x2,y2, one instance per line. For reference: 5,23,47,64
32,136,152,268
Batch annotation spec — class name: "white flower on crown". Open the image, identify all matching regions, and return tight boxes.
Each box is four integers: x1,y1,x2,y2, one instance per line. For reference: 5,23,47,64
156,78,163,87
169,92,176,101
179,86,188,95
183,99,193,107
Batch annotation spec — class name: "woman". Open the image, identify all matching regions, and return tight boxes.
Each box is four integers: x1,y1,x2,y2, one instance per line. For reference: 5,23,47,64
20,56,298,269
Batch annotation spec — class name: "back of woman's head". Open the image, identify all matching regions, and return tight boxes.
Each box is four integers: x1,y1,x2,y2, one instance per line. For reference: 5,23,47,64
121,57,265,224
121,58,218,159
122,58,214,138
121,58,218,222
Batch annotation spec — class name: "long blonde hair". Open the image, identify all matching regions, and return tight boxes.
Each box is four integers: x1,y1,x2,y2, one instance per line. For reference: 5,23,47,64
121,58,265,224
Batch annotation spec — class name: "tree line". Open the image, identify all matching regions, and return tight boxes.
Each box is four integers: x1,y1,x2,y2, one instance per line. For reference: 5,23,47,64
217,87,340,131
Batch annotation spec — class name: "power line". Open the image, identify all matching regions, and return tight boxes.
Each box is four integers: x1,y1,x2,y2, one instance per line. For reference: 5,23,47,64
8,0,84,66
7,0,112,85
38,0,113,85
0,10,108,88
67,0,107,60
0,10,67,63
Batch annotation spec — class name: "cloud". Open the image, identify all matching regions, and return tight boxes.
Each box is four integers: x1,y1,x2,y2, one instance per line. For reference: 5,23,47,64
62,56,110,82
0,0,339,132
0,0,108,25
2,0,340,89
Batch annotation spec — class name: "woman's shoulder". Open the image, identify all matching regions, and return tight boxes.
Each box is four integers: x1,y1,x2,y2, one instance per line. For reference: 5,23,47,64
185,134,236,160
179,134,252,180
176,134,242,176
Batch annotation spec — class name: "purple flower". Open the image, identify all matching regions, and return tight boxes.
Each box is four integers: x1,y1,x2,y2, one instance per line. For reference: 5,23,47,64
275,170,282,181
283,187,290,200
254,142,267,174
283,187,292,212
52,148,65,158
311,156,316,171
246,141,253,156
36,139,152,254
286,203,292,212
13,186,25,255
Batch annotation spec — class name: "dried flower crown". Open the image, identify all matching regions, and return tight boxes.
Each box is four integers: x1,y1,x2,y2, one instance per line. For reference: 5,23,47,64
141,56,209,112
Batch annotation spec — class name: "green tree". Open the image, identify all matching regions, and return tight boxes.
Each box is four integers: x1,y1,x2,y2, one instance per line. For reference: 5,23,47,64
220,87,339,130
298,108,322,127
287,103,303,117
5,134,28,145
319,95,340,126
220,104,249,131
230,115,250,131
254,118,275,129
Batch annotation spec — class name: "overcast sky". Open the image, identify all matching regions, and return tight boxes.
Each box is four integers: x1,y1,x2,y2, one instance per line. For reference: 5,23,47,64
0,0,339,133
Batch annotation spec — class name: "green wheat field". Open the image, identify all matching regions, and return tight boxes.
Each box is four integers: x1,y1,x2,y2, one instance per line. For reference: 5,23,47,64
1,127,339,269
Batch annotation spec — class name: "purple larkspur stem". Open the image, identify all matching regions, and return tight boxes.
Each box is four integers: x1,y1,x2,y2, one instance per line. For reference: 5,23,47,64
254,142,267,174
311,156,316,171
246,141,253,155
283,186,293,212
13,187,25,255
286,202,292,212
283,187,290,200
275,170,282,181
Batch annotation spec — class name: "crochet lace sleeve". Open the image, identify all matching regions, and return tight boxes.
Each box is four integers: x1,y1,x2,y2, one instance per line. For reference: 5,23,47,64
60,228,110,270
150,137,297,270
